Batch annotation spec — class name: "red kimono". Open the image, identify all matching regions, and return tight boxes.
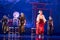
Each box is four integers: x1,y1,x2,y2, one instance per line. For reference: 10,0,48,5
36,14,46,35
36,19,45,34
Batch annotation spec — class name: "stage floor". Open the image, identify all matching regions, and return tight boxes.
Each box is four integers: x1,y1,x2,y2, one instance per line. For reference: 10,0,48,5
0,34,60,40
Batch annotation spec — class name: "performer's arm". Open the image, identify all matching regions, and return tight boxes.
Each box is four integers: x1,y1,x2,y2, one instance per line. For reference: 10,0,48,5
36,15,39,28
52,20,54,30
43,15,46,23
24,19,26,26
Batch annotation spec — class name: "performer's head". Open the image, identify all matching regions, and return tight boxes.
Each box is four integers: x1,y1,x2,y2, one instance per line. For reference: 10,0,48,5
38,10,43,15
13,11,19,18
3,15,7,18
20,12,24,17
49,16,52,20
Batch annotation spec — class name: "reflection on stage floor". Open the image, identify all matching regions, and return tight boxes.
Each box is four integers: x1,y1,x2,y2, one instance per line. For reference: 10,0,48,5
0,34,60,40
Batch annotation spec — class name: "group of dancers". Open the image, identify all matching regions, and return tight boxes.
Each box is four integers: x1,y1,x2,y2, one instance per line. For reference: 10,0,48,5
0,10,54,38
0,12,26,34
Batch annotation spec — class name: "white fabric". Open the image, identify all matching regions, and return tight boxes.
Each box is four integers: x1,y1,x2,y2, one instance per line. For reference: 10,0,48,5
36,14,46,23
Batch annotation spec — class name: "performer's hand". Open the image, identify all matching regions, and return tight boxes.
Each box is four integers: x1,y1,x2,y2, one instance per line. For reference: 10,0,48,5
24,20,26,26
24,23,26,25
44,20,47,23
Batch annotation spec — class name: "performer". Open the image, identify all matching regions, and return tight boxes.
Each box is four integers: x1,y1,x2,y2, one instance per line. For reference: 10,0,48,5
18,12,26,34
36,10,46,39
47,16,54,35
1,15,9,33
13,11,19,27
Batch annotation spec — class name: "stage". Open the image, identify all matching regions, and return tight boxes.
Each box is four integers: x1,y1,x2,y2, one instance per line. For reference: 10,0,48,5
0,0,60,40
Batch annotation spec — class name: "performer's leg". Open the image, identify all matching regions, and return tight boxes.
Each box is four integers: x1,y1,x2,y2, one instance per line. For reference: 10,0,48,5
4,26,6,33
2,25,5,33
41,33,44,40
38,30,42,39
19,26,21,34
39,34,41,38
38,32,43,40
50,26,52,35
51,26,54,35
6,26,9,33
41,27,44,40
21,25,25,33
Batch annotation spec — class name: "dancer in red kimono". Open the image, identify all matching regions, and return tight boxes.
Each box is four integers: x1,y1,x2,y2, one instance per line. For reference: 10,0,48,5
36,10,46,39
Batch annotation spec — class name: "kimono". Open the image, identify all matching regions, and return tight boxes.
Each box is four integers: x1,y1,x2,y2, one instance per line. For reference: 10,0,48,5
18,16,26,33
47,19,54,35
2,17,9,33
36,14,46,35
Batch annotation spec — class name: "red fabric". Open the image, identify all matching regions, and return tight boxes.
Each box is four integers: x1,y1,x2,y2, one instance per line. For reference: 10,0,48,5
36,19,45,35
